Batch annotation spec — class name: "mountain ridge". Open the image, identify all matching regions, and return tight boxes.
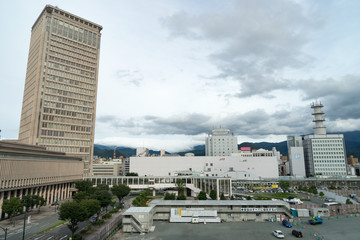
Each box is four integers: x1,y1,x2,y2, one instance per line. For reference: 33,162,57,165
94,130,360,158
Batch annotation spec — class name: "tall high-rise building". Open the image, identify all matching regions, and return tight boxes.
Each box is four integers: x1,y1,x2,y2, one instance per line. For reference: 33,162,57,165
205,128,238,156
303,102,347,177
18,5,102,175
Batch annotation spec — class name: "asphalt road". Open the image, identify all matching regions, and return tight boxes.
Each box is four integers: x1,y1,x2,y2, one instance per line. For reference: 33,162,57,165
116,215,360,240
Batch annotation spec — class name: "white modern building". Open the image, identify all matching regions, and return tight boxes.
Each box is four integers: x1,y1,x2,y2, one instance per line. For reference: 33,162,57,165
303,102,347,177
287,136,306,178
130,150,278,180
205,128,238,156
92,160,124,176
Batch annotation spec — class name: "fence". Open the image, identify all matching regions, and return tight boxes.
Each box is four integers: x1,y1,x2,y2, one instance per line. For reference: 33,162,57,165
85,214,123,240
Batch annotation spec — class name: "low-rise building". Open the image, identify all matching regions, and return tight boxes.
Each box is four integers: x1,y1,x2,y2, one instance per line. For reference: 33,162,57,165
0,141,83,219
130,152,278,180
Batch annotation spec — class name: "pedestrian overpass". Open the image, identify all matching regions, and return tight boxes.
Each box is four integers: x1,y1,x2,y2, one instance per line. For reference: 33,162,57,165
83,176,232,200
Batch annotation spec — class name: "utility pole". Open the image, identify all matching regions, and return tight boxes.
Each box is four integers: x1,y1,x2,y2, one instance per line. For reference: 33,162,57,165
0,225,8,240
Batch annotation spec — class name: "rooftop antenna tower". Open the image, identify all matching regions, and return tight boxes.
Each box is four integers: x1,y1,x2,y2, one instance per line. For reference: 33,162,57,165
311,100,326,135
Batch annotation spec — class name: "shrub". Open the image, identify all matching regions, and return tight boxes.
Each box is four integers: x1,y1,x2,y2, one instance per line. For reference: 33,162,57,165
346,199,353,205
73,234,83,240
92,219,104,226
177,194,186,200
103,213,112,219
164,193,176,200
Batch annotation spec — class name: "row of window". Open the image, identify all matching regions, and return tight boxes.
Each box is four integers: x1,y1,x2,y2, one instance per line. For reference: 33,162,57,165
46,75,94,95
52,18,99,48
49,55,95,75
49,49,96,68
46,145,90,153
43,107,92,120
42,122,91,132
40,137,90,146
45,85,94,101
47,66,95,89
314,160,345,163
312,139,342,143
314,156,344,159
43,100,92,113
50,37,97,60
51,31,98,53
50,45,95,64
42,114,92,126
44,94,93,107
43,131,91,140
48,57,94,78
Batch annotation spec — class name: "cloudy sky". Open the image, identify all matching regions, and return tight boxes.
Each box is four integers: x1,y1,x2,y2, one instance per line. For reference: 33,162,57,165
1,0,360,152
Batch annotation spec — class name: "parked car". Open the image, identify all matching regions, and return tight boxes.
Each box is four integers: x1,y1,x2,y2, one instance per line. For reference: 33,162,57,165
282,219,292,228
292,230,303,238
273,230,285,238
309,216,323,225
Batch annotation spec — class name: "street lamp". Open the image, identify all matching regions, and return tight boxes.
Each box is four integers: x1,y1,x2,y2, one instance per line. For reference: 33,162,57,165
0,225,8,240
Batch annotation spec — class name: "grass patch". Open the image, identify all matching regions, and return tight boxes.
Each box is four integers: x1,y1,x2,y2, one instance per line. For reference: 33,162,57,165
38,219,68,234
253,193,298,199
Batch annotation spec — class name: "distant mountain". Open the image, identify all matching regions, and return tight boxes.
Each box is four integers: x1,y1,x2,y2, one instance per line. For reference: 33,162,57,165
94,130,360,158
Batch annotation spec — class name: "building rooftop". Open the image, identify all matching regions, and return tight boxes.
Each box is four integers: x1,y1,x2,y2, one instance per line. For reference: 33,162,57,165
124,207,154,214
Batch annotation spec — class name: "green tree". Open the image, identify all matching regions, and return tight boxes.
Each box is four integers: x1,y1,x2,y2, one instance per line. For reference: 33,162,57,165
73,191,89,202
164,193,176,200
346,199,353,205
111,184,131,202
126,172,138,176
319,192,324,197
176,179,186,196
59,201,88,238
210,190,217,200
278,181,290,190
22,195,36,212
94,190,112,210
81,199,101,217
96,184,109,191
220,193,226,200
33,195,46,213
2,197,23,225
177,193,186,200
198,191,207,200
75,180,94,193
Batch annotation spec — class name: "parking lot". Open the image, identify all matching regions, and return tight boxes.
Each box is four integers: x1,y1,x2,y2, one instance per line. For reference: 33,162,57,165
115,215,360,240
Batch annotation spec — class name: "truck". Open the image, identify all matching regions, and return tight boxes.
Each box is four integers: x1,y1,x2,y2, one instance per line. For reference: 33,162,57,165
309,216,323,225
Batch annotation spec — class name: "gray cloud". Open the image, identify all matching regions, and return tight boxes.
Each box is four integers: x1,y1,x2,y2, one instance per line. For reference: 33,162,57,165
296,75,360,120
97,107,316,137
162,0,321,97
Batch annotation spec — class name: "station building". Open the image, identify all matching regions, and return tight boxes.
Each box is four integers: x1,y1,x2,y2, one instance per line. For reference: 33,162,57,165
0,141,83,219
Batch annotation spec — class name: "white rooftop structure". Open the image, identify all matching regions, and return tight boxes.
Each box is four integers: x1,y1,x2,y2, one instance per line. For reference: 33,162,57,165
205,128,238,156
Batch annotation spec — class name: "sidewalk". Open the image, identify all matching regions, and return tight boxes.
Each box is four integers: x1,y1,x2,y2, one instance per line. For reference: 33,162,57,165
0,202,63,233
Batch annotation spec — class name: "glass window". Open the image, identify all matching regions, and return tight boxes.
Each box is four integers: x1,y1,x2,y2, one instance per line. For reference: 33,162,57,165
69,25,73,39
74,27,78,40
79,28,83,42
84,30,88,43
92,33,97,47
63,23,68,37
52,18,58,33
88,31,92,45
58,20,63,35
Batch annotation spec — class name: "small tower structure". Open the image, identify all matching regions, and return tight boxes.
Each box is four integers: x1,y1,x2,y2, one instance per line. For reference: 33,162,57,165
311,101,326,135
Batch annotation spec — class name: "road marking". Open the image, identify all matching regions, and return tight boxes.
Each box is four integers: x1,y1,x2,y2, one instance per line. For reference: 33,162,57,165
59,235,68,240
46,236,54,240
33,235,46,240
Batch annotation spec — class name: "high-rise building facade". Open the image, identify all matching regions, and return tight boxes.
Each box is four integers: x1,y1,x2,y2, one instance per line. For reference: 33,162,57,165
287,135,306,178
205,128,238,156
303,102,347,177
18,5,102,175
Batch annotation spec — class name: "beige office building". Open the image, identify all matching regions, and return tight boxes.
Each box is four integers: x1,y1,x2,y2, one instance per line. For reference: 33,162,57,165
18,5,102,175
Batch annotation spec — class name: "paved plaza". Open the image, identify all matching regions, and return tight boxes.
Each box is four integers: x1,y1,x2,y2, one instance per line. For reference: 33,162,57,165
113,215,360,240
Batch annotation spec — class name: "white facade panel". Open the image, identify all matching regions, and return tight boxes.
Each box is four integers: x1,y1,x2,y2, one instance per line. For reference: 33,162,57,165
130,155,278,180
289,147,306,178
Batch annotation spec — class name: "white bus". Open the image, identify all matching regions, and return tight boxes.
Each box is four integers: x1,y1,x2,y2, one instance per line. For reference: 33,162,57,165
322,202,340,207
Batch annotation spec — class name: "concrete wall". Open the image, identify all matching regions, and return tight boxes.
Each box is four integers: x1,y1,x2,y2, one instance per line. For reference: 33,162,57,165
130,155,278,180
